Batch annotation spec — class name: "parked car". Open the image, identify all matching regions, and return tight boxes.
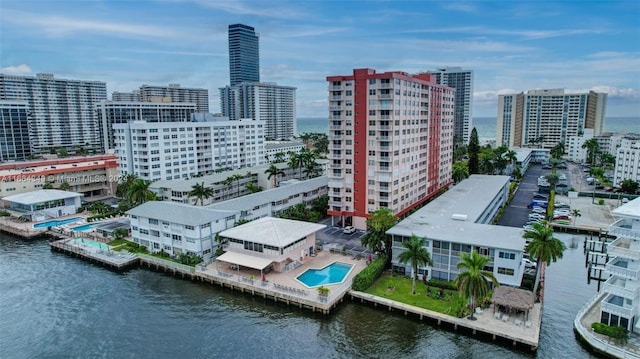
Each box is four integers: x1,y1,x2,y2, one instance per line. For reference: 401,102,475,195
529,213,546,220
554,203,570,209
523,225,534,231
523,258,537,268
343,226,356,234
532,194,548,200
553,215,571,220
528,200,548,209
531,207,546,214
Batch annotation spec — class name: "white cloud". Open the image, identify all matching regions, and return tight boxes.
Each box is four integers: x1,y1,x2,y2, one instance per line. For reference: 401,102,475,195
474,89,520,103
0,64,32,75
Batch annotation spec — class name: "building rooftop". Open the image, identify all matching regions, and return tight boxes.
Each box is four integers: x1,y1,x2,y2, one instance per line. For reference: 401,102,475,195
126,201,230,226
388,175,525,251
611,197,640,219
2,189,83,204
218,217,325,248
0,155,118,180
265,141,304,150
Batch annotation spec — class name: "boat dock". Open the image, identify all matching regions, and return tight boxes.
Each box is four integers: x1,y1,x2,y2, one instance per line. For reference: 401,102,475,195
348,290,541,351
49,238,139,270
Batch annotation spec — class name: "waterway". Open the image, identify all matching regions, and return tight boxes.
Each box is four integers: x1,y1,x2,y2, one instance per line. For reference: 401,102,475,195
0,232,601,358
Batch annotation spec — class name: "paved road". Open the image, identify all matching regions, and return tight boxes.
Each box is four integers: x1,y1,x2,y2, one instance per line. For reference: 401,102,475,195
498,164,546,228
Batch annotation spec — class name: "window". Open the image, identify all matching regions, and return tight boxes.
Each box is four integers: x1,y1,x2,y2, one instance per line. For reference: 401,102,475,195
148,218,158,225
499,251,515,260
185,225,195,230
497,267,514,275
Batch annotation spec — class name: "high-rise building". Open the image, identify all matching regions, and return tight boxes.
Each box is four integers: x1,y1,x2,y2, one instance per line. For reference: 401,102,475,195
96,101,197,151
220,82,296,139
0,73,107,154
497,89,607,149
112,84,208,112
112,90,141,102
424,67,474,144
114,118,266,181
614,136,640,187
0,101,31,161
228,24,260,86
325,68,455,229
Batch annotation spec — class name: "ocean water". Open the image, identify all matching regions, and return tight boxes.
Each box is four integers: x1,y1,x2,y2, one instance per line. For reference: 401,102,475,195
299,116,640,144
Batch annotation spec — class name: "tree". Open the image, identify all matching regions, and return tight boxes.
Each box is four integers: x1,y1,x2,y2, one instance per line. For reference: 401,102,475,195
188,182,214,206
116,174,138,198
265,164,285,188
571,209,582,224
111,227,129,241
287,151,301,178
245,182,263,193
453,143,468,163
43,183,54,189
227,174,244,198
311,133,329,155
57,147,68,158
58,182,71,191
468,128,480,174
452,161,469,184
523,222,566,296
397,234,433,295
454,251,499,320
127,179,156,206
599,152,616,169
273,152,286,163
550,142,565,160
89,201,110,215
582,138,600,166
620,179,639,195
360,208,398,267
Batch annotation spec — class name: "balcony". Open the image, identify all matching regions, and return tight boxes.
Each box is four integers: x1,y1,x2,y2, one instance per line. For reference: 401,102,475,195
608,237,640,261
330,144,342,150
606,258,640,280
378,166,392,172
330,95,343,100
329,105,342,111
603,276,639,300
609,218,640,240
329,171,343,178
378,156,391,162
601,293,635,318
376,136,390,141
329,125,342,130
378,94,392,99
328,200,342,206
330,163,342,168
329,85,342,91
330,134,343,140
378,125,391,130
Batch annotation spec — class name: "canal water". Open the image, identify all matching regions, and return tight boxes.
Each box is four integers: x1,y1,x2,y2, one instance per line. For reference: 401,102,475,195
0,232,600,358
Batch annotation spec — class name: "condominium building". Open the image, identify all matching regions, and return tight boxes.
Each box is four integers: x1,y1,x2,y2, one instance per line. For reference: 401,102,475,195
220,82,296,139
0,101,31,161
0,73,107,154
96,101,197,150
424,67,474,144
596,132,625,156
497,89,607,149
112,90,141,102
113,118,266,181
228,24,260,86
387,175,526,287
613,137,640,187
566,129,594,163
264,141,305,162
326,68,455,229
0,155,119,202
597,198,640,333
112,84,208,113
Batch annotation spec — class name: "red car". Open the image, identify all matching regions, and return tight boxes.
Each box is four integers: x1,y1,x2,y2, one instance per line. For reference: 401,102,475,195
553,215,571,220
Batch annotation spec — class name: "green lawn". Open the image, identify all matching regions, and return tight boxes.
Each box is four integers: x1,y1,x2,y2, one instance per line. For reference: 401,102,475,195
364,274,467,317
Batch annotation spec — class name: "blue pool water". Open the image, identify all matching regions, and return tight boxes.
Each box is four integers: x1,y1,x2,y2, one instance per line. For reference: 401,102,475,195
71,223,100,232
72,238,109,250
296,262,354,288
33,217,81,229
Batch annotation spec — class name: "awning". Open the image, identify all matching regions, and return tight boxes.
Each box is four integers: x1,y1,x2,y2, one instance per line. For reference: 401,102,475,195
216,251,273,271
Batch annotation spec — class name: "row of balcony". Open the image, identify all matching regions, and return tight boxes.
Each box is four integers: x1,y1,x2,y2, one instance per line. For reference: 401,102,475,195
608,237,640,261
609,218,640,240
601,293,635,319
603,276,640,300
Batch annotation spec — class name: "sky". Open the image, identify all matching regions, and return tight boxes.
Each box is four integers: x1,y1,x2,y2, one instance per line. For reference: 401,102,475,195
1,0,639,118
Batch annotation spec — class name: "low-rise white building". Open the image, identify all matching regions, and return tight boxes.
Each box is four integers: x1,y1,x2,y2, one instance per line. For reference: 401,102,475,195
614,137,640,187
598,197,640,333
264,141,305,162
566,129,594,163
387,175,526,287
2,189,83,221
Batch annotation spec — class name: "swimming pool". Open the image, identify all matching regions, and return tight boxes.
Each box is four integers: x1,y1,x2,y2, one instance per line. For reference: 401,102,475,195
33,217,82,229
71,223,101,232
72,238,109,250
296,262,354,288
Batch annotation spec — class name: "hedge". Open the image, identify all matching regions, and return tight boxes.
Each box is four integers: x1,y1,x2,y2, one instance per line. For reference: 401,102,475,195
352,256,387,291
427,278,458,291
591,322,629,344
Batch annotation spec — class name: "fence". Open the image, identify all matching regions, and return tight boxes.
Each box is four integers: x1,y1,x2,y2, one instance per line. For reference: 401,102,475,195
138,253,196,274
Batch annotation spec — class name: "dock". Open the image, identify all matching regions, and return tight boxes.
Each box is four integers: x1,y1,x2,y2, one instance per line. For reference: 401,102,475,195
49,238,139,270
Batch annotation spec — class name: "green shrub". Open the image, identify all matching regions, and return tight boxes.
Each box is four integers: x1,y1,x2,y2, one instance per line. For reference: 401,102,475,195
0,210,10,217
598,199,605,205
591,322,629,344
352,256,387,291
177,253,203,266
427,278,458,291
317,286,330,296
521,279,533,291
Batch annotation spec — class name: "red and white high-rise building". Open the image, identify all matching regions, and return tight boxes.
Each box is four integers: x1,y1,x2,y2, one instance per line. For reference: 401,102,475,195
326,68,455,229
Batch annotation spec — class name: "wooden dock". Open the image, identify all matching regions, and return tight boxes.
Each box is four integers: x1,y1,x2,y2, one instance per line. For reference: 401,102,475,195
348,290,541,352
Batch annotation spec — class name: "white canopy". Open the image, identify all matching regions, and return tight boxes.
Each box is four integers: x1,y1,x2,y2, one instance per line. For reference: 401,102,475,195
216,251,273,271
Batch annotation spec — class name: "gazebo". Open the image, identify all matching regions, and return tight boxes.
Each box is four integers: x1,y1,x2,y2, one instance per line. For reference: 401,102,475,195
491,286,535,321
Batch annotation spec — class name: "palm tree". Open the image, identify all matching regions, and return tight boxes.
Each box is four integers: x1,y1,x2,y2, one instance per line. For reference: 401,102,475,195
265,164,285,188
550,142,565,160
452,161,469,184
273,152,286,163
245,182,263,193
58,182,71,191
127,179,155,206
523,222,566,296
188,182,214,206
116,174,138,198
397,234,433,295
454,251,499,320
227,173,244,198
571,209,582,225
111,227,129,241
582,138,600,166
287,151,301,178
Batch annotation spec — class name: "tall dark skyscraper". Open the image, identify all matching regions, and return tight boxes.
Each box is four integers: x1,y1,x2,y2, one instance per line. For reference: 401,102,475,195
228,24,260,86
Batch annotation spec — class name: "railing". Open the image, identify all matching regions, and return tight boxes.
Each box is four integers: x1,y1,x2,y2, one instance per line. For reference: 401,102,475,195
606,260,640,281
601,298,634,319
609,219,640,240
603,277,638,299
329,125,342,130
138,253,195,274
378,125,392,130
608,238,640,261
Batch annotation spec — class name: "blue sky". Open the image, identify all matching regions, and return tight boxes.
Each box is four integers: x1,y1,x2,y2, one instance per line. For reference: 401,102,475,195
1,0,639,117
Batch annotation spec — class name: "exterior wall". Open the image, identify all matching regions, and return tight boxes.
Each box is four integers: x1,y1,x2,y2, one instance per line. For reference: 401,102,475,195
614,140,640,187
497,89,607,149
113,119,266,181
425,67,474,144
264,142,305,162
224,234,317,272
0,101,31,161
139,84,208,113
567,129,594,163
326,68,454,229
0,155,118,201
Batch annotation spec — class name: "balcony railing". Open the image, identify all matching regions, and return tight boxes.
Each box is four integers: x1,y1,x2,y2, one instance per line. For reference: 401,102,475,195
328,200,342,206
603,277,639,300
328,172,343,178
329,105,342,111
378,94,392,99
606,259,640,280
601,295,635,318
329,125,342,130
378,125,392,130
609,218,640,240
330,135,342,140
330,163,342,168
608,237,640,261
376,136,390,141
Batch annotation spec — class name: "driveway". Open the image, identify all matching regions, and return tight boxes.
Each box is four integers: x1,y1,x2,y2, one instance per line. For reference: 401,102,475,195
498,164,545,228
316,217,367,251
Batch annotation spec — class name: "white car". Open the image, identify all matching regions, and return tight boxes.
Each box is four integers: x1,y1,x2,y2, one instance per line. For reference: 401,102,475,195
528,213,546,220
523,258,537,269
554,210,571,216
343,226,356,234
531,207,546,214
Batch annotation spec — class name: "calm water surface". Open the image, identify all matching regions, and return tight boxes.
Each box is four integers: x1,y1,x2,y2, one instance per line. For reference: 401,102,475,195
0,233,600,358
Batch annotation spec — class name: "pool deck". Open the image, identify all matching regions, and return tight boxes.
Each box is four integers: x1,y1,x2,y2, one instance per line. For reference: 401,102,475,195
50,237,138,270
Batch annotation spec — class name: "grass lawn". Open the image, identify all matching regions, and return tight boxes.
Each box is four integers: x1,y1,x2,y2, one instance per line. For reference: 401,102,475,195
365,274,466,317
107,239,128,246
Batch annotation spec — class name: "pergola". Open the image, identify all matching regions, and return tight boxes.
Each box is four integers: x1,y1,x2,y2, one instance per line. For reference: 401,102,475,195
491,286,535,321
216,251,274,278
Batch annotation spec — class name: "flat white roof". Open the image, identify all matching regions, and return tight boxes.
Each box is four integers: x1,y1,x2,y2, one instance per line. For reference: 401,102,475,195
218,217,325,248
388,175,525,251
216,251,273,270
2,189,82,204
126,201,230,226
611,197,640,219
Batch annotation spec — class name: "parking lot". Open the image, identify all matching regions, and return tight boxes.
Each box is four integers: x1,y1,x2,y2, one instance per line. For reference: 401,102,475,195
316,218,367,252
